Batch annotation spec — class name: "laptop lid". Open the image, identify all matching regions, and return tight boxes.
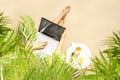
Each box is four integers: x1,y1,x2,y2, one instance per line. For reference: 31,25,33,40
38,17,65,41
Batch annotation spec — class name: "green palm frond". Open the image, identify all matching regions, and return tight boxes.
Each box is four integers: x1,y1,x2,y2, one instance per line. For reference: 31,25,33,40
0,15,37,80
80,31,120,80
85,31,120,80
0,31,17,57
18,16,37,50
103,31,120,63
0,13,21,58
0,12,15,80
84,52,120,80
3,51,36,80
0,12,13,58
0,12,11,36
24,55,76,80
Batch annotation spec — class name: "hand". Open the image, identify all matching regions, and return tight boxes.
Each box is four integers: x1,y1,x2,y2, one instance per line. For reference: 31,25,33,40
33,41,47,50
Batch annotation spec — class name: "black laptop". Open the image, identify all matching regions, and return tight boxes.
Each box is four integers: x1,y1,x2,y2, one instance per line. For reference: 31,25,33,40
34,17,65,56
38,17,65,41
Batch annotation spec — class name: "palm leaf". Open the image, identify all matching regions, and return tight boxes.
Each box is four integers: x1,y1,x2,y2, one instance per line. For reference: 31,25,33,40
18,16,37,49
0,12,11,36
85,51,120,80
0,12,14,58
23,55,76,80
0,15,37,80
103,31,120,63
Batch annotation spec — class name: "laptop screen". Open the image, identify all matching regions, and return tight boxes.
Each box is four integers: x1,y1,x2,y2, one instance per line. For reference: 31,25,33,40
38,17,65,41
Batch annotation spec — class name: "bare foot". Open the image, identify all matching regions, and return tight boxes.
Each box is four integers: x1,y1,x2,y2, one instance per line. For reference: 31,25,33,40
60,6,71,20
53,5,71,24
62,6,71,15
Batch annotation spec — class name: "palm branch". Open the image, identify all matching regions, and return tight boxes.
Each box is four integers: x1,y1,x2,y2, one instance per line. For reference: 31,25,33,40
0,12,11,36
23,55,76,80
82,31,120,80
0,14,37,80
103,31,120,63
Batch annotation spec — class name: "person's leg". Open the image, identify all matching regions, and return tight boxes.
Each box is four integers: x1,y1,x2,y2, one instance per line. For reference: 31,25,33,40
53,6,71,54
53,6,71,25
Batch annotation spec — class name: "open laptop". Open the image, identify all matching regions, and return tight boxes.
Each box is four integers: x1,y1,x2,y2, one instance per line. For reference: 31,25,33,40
34,17,65,56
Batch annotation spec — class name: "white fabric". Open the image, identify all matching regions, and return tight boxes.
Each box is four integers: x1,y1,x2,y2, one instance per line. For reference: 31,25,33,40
34,32,59,56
